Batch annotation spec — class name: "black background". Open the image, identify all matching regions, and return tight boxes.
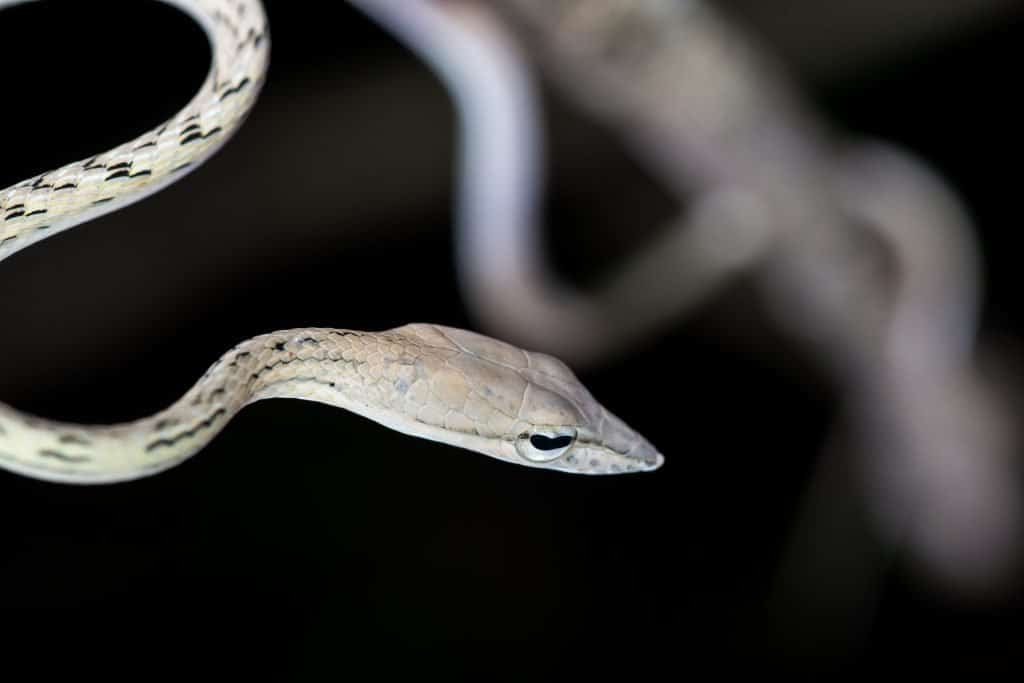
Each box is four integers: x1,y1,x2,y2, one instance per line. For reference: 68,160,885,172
0,0,1021,677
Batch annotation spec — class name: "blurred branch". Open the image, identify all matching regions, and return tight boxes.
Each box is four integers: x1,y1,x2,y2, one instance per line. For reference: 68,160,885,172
340,3,1023,659
713,0,1023,80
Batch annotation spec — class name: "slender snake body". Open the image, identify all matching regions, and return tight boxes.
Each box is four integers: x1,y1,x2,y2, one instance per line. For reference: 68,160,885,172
0,0,662,483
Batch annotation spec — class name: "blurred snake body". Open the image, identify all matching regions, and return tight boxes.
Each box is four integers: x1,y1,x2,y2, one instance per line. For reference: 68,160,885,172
0,0,662,483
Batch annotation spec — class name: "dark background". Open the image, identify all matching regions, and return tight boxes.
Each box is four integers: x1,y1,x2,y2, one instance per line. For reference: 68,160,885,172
0,0,1021,677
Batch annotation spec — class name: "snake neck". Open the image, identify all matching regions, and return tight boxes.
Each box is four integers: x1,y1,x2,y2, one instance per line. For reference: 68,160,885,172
0,328,417,484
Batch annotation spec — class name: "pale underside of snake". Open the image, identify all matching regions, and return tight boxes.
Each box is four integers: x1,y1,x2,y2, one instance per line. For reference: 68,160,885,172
0,0,662,484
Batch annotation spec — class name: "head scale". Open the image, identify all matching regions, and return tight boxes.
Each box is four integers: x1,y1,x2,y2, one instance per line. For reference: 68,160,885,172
390,324,664,474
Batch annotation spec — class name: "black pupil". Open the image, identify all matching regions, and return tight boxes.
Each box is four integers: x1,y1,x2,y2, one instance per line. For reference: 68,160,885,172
530,434,573,451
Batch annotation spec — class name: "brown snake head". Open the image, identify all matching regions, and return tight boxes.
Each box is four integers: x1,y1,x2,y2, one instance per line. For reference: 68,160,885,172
389,325,664,474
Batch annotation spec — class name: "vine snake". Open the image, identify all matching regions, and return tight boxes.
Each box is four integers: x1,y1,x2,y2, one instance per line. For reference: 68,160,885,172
0,0,663,484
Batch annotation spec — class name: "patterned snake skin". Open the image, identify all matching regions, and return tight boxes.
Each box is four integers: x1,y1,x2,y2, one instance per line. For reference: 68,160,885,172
0,0,662,483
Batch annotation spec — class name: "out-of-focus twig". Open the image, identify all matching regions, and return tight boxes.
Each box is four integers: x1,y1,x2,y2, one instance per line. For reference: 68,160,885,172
349,0,1022,618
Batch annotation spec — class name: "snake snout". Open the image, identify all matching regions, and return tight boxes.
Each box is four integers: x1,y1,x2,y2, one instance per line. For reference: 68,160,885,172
626,438,664,473
588,407,664,474
643,447,665,471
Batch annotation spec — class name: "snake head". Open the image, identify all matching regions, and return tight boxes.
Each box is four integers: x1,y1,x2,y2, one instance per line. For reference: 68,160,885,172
393,325,664,474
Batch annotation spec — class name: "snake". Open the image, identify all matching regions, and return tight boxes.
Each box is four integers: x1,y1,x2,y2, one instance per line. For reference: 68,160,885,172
0,0,662,484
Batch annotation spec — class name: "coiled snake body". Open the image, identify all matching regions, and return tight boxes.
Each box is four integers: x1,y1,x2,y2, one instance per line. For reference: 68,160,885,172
0,0,662,483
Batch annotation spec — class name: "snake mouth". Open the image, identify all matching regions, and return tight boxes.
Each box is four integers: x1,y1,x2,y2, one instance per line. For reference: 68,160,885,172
556,438,663,474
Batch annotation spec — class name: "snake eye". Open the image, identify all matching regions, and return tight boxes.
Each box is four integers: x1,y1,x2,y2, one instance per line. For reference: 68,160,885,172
516,428,578,463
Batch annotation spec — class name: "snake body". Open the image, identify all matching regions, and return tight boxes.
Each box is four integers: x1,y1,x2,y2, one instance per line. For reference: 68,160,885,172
0,0,662,483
